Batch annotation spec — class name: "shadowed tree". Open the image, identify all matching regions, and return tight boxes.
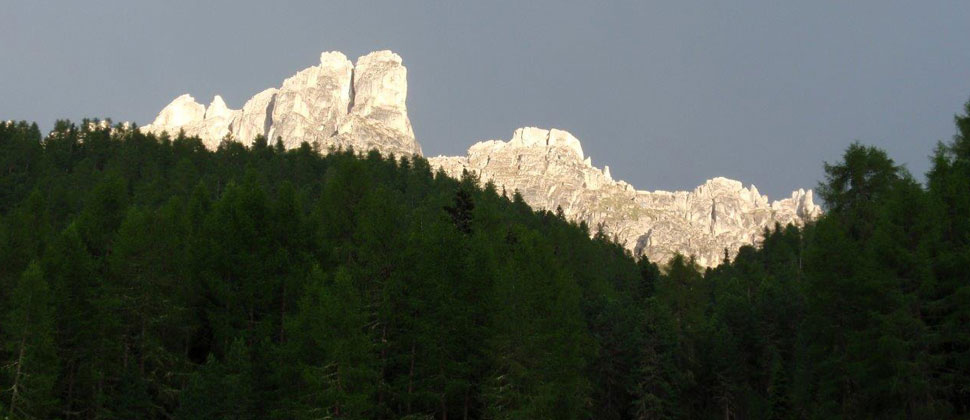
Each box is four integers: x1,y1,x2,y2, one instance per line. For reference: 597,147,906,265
2,262,58,419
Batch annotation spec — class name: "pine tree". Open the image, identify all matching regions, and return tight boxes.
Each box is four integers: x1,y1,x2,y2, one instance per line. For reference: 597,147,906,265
2,262,58,419
176,338,255,420
290,267,377,418
43,224,101,417
444,187,475,235
103,205,188,415
924,98,970,414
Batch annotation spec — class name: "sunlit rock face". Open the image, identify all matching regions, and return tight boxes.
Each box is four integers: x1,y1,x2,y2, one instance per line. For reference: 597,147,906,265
344,51,414,139
198,96,239,150
141,94,205,139
429,127,821,267
267,52,353,150
229,88,278,146
141,50,421,157
143,51,820,267
332,51,421,156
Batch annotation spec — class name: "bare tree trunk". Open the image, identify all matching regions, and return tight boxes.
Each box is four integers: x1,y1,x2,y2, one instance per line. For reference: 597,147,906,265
440,366,448,420
407,342,416,413
10,296,34,416
140,319,147,375
9,335,26,415
124,338,130,371
279,284,287,342
441,394,448,420
378,324,388,417
65,363,76,419
335,364,342,417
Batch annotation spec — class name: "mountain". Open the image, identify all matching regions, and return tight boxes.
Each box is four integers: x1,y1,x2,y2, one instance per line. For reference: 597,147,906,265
429,127,820,266
7,50,968,420
141,50,421,157
142,50,819,266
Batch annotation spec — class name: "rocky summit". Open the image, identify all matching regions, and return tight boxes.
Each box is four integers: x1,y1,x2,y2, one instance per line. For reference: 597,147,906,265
142,50,820,267
141,50,421,157
428,127,821,267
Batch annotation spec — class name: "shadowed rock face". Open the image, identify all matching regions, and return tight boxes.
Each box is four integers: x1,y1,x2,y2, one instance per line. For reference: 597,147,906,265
143,50,819,267
429,127,820,267
141,50,421,157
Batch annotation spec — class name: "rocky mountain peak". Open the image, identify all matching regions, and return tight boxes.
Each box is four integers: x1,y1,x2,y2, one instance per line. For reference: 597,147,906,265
348,51,413,137
142,51,819,267
147,94,204,131
429,127,820,267
319,51,351,68
267,50,354,150
142,50,420,157
207,95,230,115
508,127,585,159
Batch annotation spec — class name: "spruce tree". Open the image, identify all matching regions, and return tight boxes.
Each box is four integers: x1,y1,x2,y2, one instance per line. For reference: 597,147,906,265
2,262,58,419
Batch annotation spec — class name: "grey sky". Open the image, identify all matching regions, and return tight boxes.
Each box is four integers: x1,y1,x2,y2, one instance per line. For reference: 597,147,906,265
2,1,969,197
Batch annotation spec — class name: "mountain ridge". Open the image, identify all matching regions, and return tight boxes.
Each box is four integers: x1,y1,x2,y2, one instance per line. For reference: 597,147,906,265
428,127,819,266
141,50,820,266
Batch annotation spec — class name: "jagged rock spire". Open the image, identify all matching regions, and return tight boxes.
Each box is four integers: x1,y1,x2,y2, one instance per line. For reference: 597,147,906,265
141,50,421,157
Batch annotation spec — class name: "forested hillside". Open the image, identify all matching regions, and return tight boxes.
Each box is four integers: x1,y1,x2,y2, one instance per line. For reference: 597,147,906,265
0,98,969,419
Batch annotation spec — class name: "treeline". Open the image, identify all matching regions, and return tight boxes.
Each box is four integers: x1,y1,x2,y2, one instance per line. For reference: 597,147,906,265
627,100,970,419
0,120,646,419
0,98,968,419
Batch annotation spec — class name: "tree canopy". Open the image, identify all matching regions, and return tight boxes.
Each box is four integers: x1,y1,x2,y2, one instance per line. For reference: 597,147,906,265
0,96,969,419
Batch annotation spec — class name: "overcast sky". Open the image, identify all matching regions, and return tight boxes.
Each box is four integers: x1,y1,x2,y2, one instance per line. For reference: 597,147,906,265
2,1,969,197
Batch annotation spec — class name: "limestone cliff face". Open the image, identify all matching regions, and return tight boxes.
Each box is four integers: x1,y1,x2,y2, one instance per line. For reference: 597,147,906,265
143,50,820,267
428,127,821,267
229,88,278,147
267,52,354,150
142,51,421,157
141,94,205,139
332,51,421,156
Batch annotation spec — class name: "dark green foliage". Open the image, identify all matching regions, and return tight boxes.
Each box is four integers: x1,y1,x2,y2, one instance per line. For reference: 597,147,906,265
0,121,640,419
444,171,477,235
618,97,970,419
1,96,970,419
176,338,255,420
2,262,58,419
